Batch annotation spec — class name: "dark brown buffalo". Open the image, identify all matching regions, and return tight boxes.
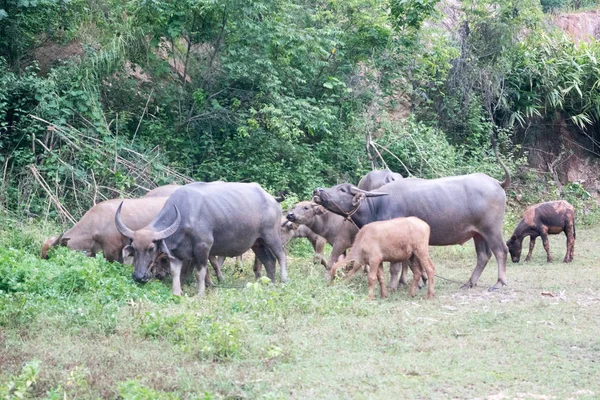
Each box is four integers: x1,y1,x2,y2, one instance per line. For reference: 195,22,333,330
507,200,575,263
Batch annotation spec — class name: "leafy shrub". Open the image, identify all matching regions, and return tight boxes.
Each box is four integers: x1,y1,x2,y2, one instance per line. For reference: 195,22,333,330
0,360,40,400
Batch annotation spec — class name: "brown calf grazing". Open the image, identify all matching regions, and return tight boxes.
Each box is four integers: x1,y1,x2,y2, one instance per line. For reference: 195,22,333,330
330,217,435,300
506,200,575,263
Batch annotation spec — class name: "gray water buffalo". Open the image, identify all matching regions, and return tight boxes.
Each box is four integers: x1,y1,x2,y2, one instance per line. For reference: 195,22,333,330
41,197,169,262
144,184,182,198
286,201,358,270
313,169,511,290
115,182,287,296
357,169,403,191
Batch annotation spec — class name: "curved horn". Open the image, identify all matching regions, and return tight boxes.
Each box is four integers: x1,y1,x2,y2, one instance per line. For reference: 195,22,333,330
115,202,135,239
152,205,181,241
364,191,388,197
349,186,388,197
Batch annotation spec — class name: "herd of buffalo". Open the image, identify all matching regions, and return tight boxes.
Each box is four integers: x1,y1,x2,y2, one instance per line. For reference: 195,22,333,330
40,161,577,299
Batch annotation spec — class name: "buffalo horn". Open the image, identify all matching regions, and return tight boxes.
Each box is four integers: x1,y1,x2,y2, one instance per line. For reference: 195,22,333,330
115,202,135,239
349,186,388,197
152,205,181,241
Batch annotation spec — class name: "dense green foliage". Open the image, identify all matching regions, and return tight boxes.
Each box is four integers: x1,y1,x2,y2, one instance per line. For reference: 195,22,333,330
1,0,600,220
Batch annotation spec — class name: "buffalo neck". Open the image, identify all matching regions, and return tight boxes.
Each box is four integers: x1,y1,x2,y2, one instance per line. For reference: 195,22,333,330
512,219,532,242
350,197,378,228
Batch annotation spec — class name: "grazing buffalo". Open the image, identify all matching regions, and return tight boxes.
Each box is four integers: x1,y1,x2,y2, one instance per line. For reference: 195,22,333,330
313,168,511,290
331,216,435,300
144,184,182,198
41,197,169,262
41,196,223,285
357,169,403,191
115,182,287,296
286,201,358,270
507,200,575,263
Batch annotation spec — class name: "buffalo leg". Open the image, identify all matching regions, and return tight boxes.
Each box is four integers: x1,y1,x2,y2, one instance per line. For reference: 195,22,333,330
388,262,403,291
208,256,224,284
525,236,537,262
312,237,327,265
415,251,436,299
564,221,575,263
193,243,211,296
376,263,387,299
461,234,492,289
194,265,208,296
253,256,263,279
407,258,423,298
540,228,552,263
399,262,409,286
252,242,277,282
169,258,184,296
262,232,288,283
326,240,351,271
484,230,508,290
367,261,381,300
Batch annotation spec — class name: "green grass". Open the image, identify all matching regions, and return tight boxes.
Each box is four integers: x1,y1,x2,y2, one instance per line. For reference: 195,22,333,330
1,219,599,399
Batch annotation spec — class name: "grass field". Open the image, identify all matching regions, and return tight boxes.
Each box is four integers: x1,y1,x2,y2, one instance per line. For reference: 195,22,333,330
1,221,599,399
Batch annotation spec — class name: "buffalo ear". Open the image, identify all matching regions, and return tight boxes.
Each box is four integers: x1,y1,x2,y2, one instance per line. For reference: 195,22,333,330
122,245,134,264
314,205,327,215
60,237,70,246
352,192,365,206
122,244,134,257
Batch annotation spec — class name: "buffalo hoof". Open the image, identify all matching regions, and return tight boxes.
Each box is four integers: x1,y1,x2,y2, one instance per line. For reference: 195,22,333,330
487,282,506,292
460,282,473,289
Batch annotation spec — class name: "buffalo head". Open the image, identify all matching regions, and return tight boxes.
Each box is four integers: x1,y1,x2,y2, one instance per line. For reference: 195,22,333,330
506,236,522,263
312,184,387,216
40,234,70,259
115,202,181,283
286,201,326,224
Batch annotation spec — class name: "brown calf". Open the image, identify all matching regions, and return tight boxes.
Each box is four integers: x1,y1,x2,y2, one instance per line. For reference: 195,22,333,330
330,217,435,300
506,200,575,263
